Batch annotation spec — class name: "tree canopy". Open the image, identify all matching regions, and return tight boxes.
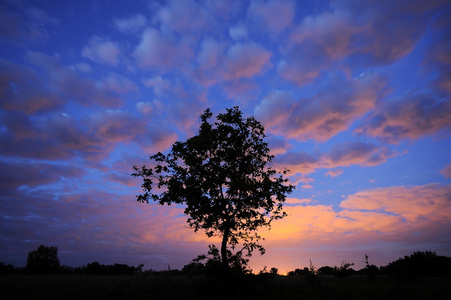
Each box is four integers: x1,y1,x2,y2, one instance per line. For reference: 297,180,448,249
133,107,294,268
26,244,60,274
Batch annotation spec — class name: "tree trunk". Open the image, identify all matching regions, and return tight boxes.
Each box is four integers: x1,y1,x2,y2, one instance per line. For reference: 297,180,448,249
221,226,229,268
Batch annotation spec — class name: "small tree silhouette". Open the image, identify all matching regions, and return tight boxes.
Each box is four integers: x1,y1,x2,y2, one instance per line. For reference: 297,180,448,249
363,254,379,279
26,244,60,274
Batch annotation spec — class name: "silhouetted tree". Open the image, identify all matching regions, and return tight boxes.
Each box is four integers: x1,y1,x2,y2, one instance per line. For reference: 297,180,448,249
133,107,294,268
26,244,60,274
363,254,379,279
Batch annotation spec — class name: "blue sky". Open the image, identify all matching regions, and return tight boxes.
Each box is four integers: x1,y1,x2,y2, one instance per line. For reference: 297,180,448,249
1,0,450,273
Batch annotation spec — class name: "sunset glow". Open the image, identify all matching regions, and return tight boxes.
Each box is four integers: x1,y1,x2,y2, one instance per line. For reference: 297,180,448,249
1,0,450,272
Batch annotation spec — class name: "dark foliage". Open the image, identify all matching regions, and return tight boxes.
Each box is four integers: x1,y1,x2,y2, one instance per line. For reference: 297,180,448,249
363,254,379,279
26,245,60,274
318,266,335,275
381,251,451,280
83,262,140,275
133,107,294,268
334,261,356,278
183,244,250,277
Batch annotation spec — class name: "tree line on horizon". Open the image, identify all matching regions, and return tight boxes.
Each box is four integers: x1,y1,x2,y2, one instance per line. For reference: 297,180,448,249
1,244,450,281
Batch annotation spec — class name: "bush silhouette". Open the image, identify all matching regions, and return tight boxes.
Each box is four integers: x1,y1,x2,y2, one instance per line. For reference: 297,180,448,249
382,251,451,280
26,244,60,274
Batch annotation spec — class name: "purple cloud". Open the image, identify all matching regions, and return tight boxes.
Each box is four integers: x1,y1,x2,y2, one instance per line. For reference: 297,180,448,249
356,93,451,142
248,0,296,34
133,28,193,69
255,72,387,142
114,14,147,34
82,36,121,66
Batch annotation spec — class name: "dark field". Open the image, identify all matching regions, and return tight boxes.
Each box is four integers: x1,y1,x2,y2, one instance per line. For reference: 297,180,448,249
1,273,450,300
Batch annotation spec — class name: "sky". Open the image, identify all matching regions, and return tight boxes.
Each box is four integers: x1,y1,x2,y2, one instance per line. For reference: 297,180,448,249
1,0,450,273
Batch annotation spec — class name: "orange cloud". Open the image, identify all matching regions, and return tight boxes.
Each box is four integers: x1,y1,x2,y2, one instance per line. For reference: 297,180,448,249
259,183,451,246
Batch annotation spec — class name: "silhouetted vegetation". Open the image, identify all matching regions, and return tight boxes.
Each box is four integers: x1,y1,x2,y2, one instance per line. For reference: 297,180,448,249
1,248,450,299
380,251,451,280
26,244,60,274
133,107,295,268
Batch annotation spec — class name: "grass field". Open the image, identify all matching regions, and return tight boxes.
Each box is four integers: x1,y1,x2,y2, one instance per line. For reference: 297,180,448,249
1,273,450,300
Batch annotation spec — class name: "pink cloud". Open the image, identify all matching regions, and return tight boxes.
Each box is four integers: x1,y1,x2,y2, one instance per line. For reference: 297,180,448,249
248,0,295,34
98,73,139,94
273,151,320,175
278,10,362,85
340,183,451,223
325,141,396,168
23,51,125,108
82,36,120,66
356,93,451,142
289,174,314,186
266,135,292,155
0,59,62,114
0,161,85,191
440,162,451,179
88,110,146,143
133,28,193,69
255,72,387,142
157,0,218,35
224,43,272,80
273,141,396,175
279,1,445,86
192,41,272,85
325,169,343,177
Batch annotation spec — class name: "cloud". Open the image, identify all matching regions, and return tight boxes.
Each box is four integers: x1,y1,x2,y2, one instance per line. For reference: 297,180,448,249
0,160,85,192
263,183,451,246
248,0,295,34
192,40,272,85
278,0,446,86
22,51,126,108
0,59,62,114
0,111,109,161
340,183,451,223
87,110,146,143
229,24,248,41
325,169,343,177
273,141,396,175
440,162,451,179
273,151,320,174
133,28,193,69
0,4,58,42
278,9,362,85
82,36,120,66
114,14,147,33
223,43,272,80
157,0,218,35
0,189,205,269
255,72,387,141
423,11,451,96
356,93,451,142
325,141,396,168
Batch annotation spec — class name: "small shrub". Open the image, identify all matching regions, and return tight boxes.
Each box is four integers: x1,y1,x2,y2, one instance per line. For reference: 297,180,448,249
335,261,355,278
